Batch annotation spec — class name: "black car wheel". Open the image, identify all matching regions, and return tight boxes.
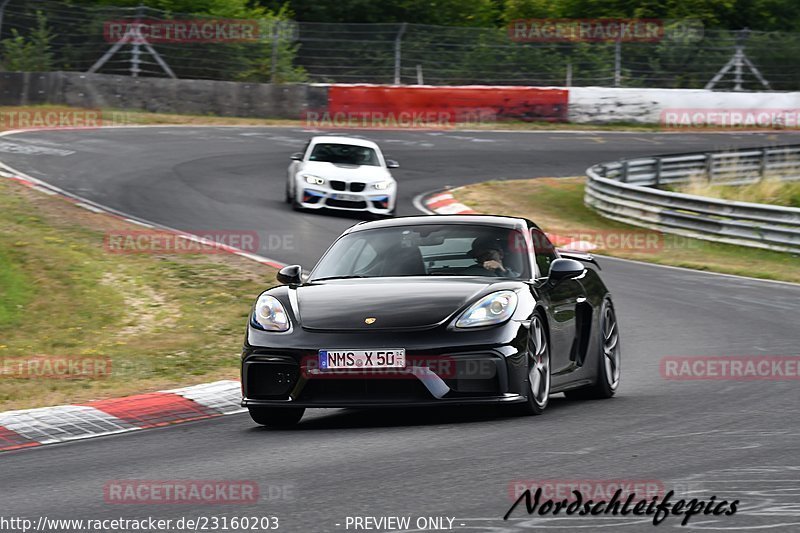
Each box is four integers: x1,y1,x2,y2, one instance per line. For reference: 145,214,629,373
291,195,302,211
513,314,550,416
287,182,303,211
248,406,305,427
565,297,620,400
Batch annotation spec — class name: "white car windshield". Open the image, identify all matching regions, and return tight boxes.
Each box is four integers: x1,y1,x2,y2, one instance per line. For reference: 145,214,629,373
309,143,380,166
311,224,531,280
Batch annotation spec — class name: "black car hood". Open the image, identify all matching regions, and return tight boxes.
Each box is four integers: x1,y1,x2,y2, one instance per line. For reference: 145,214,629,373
295,278,500,330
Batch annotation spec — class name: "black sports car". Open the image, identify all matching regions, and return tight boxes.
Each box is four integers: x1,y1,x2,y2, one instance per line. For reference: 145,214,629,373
241,215,620,426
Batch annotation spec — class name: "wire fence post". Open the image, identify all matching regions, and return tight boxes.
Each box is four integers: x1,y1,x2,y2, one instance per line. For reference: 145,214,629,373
705,28,771,91
0,0,11,41
613,37,621,87
270,21,280,83
128,4,145,77
394,22,407,85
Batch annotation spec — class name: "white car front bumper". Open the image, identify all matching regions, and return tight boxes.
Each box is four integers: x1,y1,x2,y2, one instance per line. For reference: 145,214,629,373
298,183,395,214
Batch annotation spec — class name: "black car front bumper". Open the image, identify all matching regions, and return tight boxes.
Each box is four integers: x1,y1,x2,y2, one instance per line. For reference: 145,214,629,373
241,320,531,408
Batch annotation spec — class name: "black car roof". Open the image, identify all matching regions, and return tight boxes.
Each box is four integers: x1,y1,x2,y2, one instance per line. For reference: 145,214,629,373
344,214,540,234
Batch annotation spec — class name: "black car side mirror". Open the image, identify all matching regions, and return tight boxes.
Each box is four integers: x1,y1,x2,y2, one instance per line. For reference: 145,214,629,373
290,152,303,161
277,264,303,285
386,159,400,169
548,258,586,283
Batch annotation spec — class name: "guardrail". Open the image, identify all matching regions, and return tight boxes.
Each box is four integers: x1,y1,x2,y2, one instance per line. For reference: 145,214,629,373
585,144,800,253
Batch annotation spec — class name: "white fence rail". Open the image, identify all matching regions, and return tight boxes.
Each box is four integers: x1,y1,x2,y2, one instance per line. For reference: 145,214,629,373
585,145,800,253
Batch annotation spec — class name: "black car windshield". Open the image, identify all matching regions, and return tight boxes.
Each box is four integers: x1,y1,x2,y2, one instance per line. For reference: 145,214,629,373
311,224,531,280
309,143,380,166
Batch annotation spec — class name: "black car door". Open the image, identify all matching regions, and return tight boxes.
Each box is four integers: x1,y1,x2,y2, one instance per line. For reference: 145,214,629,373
530,228,585,375
546,277,585,375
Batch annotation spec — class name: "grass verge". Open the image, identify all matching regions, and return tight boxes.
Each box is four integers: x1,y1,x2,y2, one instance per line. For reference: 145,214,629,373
675,178,800,208
0,178,276,411
454,177,800,284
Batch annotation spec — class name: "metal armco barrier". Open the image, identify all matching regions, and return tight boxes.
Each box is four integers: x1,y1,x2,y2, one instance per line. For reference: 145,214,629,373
585,144,800,253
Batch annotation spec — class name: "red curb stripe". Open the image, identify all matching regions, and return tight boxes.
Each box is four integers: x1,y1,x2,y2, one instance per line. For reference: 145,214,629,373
426,197,456,210
0,425,41,452
85,392,218,429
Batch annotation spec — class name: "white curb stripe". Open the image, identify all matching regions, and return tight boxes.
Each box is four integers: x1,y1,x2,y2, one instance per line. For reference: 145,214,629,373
166,380,245,415
0,380,246,450
0,405,137,445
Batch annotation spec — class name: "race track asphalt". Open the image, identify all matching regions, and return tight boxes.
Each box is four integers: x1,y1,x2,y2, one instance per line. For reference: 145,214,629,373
1,127,799,532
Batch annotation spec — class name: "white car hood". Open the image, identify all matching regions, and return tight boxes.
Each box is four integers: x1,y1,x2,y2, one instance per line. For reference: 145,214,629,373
302,161,392,182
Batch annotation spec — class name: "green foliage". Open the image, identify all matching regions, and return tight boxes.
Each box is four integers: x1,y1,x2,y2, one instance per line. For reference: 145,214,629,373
61,0,304,82
257,0,500,26
77,0,268,18
0,12,54,72
257,0,800,31
232,7,308,82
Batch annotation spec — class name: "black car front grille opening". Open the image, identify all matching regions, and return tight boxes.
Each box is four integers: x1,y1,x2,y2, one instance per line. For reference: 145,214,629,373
330,180,347,191
326,198,368,209
245,362,298,399
441,357,502,396
349,182,366,192
299,378,432,402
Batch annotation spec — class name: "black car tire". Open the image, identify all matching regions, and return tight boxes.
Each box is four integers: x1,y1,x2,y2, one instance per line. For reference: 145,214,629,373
291,195,302,211
512,313,550,416
248,406,305,427
565,297,620,400
285,182,292,204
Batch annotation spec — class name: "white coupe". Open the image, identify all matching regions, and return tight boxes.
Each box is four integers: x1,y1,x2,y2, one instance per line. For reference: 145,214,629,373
286,136,398,216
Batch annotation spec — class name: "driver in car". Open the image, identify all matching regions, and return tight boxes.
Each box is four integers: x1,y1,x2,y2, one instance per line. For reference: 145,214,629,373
463,235,520,277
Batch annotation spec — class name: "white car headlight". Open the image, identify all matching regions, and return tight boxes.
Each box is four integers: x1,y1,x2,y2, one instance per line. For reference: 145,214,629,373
455,291,518,328
303,174,325,186
372,180,393,190
253,294,290,331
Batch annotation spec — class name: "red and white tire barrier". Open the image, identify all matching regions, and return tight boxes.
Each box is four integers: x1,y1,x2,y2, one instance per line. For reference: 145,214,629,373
422,190,597,251
0,380,242,452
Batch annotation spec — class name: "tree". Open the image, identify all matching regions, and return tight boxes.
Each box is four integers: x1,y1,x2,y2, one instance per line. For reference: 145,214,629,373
1,12,54,71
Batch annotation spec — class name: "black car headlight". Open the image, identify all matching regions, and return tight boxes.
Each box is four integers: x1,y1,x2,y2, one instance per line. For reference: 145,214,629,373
455,290,518,328
252,294,290,332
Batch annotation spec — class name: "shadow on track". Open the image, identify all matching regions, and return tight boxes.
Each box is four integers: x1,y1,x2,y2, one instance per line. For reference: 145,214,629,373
247,397,580,432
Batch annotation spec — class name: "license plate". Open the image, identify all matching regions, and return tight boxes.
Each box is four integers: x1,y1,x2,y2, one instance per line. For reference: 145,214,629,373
319,349,406,369
331,193,362,202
